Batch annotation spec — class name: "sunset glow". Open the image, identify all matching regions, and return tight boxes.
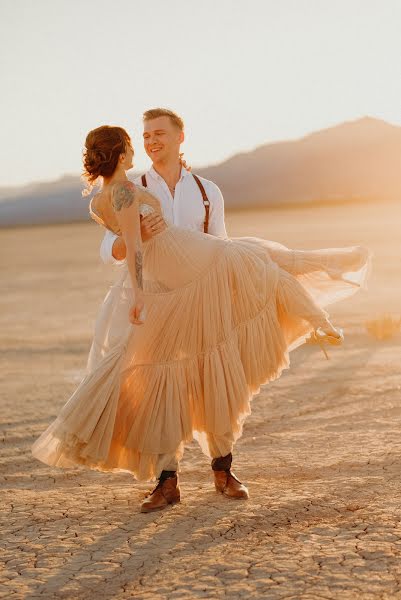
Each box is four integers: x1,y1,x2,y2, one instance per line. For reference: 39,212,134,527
1,0,400,186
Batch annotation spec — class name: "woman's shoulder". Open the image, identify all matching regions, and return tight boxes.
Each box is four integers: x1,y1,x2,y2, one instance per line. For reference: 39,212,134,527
111,180,144,211
111,180,136,193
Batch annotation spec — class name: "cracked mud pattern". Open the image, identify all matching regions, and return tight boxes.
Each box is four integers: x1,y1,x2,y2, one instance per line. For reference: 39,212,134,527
1,201,401,599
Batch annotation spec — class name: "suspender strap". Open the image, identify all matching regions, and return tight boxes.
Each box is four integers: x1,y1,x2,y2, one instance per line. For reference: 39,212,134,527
142,171,210,234
192,174,210,234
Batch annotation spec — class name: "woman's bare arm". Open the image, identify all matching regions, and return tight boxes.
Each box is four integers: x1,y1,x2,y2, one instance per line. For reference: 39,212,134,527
112,181,144,322
109,211,166,261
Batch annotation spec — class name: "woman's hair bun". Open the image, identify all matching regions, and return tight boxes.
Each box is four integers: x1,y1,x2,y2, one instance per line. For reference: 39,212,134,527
82,125,131,196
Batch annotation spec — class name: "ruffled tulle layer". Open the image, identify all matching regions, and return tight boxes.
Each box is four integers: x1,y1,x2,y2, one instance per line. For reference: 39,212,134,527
31,227,371,480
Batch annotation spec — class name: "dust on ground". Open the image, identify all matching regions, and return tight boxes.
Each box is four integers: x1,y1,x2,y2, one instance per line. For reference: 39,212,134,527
1,198,401,599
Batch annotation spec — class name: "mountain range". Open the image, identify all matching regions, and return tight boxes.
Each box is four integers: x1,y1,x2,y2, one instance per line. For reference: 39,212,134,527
0,117,399,227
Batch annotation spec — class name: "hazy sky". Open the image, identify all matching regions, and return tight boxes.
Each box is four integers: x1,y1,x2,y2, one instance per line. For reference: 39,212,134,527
1,0,400,187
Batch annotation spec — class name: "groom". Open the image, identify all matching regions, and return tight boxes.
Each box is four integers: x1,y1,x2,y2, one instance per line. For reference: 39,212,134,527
100,108,249,512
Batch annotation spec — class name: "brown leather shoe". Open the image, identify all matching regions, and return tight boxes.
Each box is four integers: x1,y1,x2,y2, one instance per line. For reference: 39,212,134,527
140,475,181,513
213,470,249,499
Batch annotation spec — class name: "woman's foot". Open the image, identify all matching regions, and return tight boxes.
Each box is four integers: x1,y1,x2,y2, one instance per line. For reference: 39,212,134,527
317,321,344,342
307,321,344,359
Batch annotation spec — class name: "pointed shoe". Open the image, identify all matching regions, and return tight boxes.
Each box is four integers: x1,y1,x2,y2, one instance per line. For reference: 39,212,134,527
307,326,344,360
313,326,344,346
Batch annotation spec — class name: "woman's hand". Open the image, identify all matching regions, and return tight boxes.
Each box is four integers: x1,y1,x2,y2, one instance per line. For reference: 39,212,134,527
140,214,166,242
129,291,145,325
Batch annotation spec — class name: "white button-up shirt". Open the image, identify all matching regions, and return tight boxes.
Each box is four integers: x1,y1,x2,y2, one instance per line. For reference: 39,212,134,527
99,166,228,265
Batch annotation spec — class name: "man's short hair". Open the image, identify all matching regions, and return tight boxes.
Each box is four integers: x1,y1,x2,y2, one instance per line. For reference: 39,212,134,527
143,108,184,131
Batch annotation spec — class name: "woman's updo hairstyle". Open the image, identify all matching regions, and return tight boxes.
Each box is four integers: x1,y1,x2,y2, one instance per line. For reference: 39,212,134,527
82,125,131,196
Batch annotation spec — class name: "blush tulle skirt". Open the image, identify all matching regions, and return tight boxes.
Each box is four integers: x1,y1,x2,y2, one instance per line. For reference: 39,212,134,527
31,226,371,480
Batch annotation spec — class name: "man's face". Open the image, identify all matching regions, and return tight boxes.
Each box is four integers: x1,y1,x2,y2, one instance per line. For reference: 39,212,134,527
143,116,184,164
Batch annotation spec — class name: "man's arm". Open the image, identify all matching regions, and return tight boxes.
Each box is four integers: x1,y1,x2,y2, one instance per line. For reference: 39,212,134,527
100,229,127,265
99,213,166,265
206,183,228,239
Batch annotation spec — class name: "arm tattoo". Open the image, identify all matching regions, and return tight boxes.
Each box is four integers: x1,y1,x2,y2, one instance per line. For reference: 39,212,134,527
135,251,143,289
112,182,136,211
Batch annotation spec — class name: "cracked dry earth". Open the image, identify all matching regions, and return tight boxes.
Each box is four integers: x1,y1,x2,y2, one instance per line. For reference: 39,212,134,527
1,199,401,600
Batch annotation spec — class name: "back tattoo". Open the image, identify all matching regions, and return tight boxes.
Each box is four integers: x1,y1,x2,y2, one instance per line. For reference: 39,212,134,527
112,181,136,212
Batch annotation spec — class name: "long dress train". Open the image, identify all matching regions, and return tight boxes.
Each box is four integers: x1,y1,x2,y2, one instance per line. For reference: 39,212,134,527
31,188,372,481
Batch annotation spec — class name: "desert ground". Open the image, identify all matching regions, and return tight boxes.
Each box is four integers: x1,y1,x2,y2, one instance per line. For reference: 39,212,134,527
1,197,401,600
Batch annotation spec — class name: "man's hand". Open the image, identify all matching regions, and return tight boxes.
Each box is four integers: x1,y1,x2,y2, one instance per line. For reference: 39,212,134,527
111,214,166,259
140,214,166,242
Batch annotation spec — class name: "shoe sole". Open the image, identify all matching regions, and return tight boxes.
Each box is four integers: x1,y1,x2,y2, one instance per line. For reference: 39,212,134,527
140,498,181,513
222,491,249,500
215,486,249,500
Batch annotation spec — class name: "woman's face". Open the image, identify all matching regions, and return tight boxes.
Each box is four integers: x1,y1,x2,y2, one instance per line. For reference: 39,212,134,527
121,140,134,170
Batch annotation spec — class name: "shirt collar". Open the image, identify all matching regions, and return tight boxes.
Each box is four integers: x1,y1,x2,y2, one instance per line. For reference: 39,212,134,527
148,165,190,184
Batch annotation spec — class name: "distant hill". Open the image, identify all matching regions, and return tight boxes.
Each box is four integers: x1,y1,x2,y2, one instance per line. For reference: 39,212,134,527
0,117,400,227
196,116,401,207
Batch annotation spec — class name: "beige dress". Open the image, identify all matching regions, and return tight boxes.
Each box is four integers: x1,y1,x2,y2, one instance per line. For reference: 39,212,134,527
31,186,371,480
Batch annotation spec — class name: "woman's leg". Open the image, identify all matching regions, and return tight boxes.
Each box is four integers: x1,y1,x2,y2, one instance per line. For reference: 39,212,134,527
266,244,367,278
276,267,333,331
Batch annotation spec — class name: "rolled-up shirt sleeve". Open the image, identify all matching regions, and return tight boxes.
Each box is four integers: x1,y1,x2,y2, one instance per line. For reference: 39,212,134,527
207,183,228,239
100,229,126,266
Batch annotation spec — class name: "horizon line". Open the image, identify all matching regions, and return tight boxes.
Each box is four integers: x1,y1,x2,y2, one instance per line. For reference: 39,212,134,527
1,114,398,191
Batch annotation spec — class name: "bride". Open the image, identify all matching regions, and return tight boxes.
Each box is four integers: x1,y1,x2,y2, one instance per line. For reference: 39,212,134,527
31,125,371,509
